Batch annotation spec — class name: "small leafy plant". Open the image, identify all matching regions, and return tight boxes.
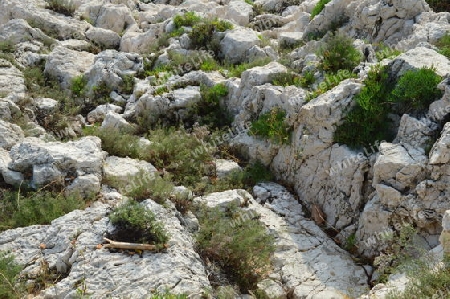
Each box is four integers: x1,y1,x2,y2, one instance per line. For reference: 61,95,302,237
0,190,86,232
0,252,23,299
317,33,362,73
334,65,394,149
196,205,275,292
45,0,76,16
310,0,331,19
71,75,88,97
108,200,169,246
173,12,201,28
436,32,450,58
391,66,442,114
189,83,231,129
250,107,292,144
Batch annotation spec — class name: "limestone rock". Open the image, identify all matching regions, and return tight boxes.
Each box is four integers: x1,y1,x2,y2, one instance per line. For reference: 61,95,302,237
85,27,121,49
86,50,143,93
429,122,450,164
0,200,210,298
226,0,253,26
0,58,25,103
7,136,105,192
87,104,123,124
389,47,450,77
220,28,260,64
44,46,95,89
215,159,241,178
0,119,24,150
101,111,134,131
103,156,158,192
95,3,137,34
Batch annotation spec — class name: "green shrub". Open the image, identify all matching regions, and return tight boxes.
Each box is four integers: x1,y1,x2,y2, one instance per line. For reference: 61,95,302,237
84,126,141,158
0,252,23,299
0,41,15,53
386,258,450,299
334,65,394,149
198,160,274,194
373,42,402,61
306,69,356,101
108,200,169,246
271,71,316,88
310,0,331,19
426,0,450,12
199,57,221,72
196,205,275,292
224,57,271,78
141,127,215,187
188,83,231,129
391,67,442,114
271,72,302,87
150,291,188,299
249,107,292,144
0,190,85,231
373,224,418,283
436,33,450,58
189,18,233,53
45,0,76,16
120,171,175,203
154,86,169,95
317,33,362,72
71,75,87,97
173,12,201,28
119,74,135,94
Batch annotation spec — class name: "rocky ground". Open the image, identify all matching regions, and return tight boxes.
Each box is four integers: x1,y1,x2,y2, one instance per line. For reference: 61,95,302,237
1,0,450,298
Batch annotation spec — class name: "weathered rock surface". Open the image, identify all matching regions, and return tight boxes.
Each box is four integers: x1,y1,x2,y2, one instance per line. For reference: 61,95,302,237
45,46,95,89
0,199,211,298
197,185,369,298
220,28,261,64
103,156,158,192
5,137,105,195
0,58,25,103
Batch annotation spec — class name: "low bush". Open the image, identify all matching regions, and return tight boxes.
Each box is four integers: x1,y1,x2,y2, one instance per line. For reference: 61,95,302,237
173,12,201,28
334,65,394,149
373,42,402,61
426,0,450,12
317,33,361,73
189,83,231,129
119,74,135,94
306,69,356,101
0,190,85,231
0,41,15,53
150,291,188,299
71,75,87,97
84,126,141,159
45,0,76,16
197,160,274,194
249,107,292,144
310,0,331,19
141,127,215,187
108,200,169,246
373,224,421,283
391,66,442,114
196,205,275,292
436,33,450,58
0,252,23,299
271,71,316,88
386,257,450,299
121,171,175,203
224,57,271,78
189,18,233,54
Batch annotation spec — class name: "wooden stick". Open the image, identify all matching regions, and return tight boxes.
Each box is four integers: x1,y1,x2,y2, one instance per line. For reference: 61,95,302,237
101,238,168,251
